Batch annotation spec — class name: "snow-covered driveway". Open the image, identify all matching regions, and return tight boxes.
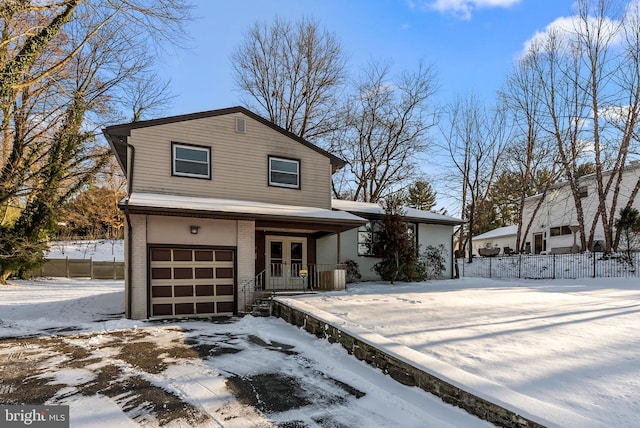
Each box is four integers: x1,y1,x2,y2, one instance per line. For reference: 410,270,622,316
0,278,489,427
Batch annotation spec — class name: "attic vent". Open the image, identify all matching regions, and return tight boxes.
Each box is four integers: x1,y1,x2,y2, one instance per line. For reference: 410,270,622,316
235,118,246,133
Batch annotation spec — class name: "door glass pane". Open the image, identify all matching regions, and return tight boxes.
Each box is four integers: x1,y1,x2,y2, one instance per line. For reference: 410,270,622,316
290,242,302,262
290,242,303,276
270,241,283,260
270,241,283,277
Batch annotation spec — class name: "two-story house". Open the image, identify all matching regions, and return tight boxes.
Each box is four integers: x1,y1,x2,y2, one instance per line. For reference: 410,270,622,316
104,106,463,320
104,106,368,319
521,163,640,254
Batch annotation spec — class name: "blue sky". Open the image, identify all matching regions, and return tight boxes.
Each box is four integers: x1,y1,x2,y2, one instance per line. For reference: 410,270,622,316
159,0,576,116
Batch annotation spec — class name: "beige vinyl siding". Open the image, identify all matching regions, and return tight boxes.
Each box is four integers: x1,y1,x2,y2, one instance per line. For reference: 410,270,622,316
130,113,333,209
147,216,237,246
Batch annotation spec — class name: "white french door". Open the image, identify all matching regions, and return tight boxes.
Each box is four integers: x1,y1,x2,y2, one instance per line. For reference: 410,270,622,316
266,236,307,289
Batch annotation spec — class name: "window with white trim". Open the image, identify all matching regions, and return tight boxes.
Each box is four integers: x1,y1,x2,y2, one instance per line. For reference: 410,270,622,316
357,222,378,256
172,143,211,179
269,156,300,188
357,221,416,256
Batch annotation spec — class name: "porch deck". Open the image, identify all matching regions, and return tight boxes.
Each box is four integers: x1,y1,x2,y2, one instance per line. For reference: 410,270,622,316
241,264,346,312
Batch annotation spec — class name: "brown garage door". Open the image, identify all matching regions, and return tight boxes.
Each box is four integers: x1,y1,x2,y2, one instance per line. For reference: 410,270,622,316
149,247,235,318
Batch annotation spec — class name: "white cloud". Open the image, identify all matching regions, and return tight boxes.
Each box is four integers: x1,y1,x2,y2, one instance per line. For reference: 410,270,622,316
415,0,522,20
520,14,622,58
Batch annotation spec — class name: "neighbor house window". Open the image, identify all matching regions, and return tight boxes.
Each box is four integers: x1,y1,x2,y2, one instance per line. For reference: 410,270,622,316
269,156,300,188
579,186,588,198
550,225,572,237
172,142,211,179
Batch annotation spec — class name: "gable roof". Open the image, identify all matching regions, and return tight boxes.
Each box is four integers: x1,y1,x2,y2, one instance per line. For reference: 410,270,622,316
102,106,346,175
332,199,464,226
472,225,518,241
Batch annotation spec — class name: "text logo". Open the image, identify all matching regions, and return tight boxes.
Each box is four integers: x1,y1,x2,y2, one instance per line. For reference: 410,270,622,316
1,405,69,428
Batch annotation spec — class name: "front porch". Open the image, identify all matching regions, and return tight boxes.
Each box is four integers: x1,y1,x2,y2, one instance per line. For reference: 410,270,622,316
240,262,346,313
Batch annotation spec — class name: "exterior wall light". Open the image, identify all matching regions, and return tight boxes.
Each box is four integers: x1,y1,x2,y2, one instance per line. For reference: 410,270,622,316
190,225,200,234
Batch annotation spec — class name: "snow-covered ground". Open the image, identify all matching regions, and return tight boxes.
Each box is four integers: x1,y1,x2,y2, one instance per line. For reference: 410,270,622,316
2,270,638,427
0,278,490,428
280,277,640,428
45,240,124,261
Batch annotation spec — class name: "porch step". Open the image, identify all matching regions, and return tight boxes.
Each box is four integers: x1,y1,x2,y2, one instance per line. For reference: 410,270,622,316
251,299,272,317
248,292,319,317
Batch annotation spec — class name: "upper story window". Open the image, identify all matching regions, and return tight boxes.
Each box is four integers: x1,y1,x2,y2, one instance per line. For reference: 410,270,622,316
269,156,300,188
579,186,588,198
172,142,211,179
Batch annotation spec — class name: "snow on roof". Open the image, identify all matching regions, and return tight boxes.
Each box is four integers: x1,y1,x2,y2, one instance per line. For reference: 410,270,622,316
332,199,464,225
472,225,518,241
125,192,366,224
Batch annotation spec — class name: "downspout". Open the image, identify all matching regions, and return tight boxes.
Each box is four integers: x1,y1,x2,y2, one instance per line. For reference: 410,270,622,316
122,141,135,319
452,225,462,279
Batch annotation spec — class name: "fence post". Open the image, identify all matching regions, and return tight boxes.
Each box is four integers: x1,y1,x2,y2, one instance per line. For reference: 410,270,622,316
552,254,556,279
90,257,94,279
518,254,522,279
113,257,117,280
66,257,70,278
593,252,596,278
489,257,492,278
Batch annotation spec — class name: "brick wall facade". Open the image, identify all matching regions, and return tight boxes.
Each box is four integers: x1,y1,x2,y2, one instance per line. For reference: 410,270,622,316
128,214,148,319
236,220,255,312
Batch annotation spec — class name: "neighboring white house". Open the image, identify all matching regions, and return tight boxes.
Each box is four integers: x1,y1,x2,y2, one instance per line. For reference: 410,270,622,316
521,163,640,254
317,200,464,280
471,225,517,256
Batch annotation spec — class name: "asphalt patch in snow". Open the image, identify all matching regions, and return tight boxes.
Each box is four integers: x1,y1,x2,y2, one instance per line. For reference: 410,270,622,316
0,331,209,426
0,324,367,427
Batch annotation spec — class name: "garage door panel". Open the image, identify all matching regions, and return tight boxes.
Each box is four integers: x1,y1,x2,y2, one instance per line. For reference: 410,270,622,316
150,247,235,318
195,268,214,279
151,268,172,279
215,251,233,261
217,285,234,296
195,251,214,261
152,286,172,298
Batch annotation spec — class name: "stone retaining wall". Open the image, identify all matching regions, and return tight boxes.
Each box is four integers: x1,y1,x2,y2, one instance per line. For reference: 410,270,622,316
272,300,546,428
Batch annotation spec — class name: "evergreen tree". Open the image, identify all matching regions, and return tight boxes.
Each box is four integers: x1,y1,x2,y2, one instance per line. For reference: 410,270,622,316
615,207,640,264
405,180,437,211
373,196,426,283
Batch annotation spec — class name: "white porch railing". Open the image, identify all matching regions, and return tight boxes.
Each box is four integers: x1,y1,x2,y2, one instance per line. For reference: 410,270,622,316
240,264,346,313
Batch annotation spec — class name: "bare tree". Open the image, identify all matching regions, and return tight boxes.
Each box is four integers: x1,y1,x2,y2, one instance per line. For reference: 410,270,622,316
232,16,346,141
0,0,192,282
502,52,560,252
328,60,438,202
522,0,640,252
440,93,509,261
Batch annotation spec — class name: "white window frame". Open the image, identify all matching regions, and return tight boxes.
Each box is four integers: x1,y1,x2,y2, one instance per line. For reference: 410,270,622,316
269,156,300,188
172,143,211,179
357,221,417,257
357,222,376,256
